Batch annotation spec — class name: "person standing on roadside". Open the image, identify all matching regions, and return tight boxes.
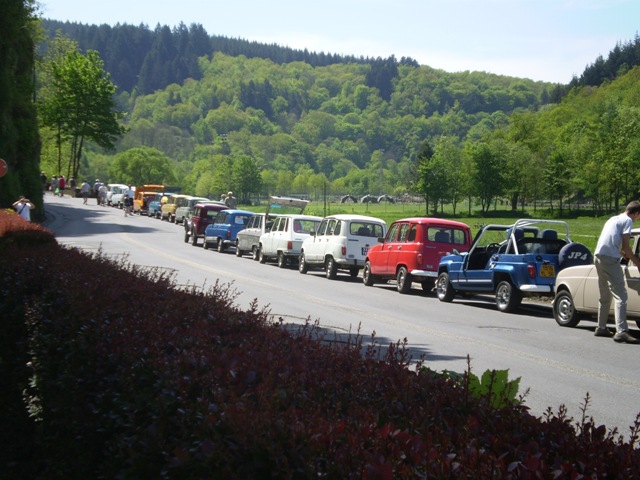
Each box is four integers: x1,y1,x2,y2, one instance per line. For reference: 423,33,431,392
93,179,103,205
225,191,237,209
81,180,90,205
13,196,34,221
51,176,58,195
593,200,640,344
123,185,135,217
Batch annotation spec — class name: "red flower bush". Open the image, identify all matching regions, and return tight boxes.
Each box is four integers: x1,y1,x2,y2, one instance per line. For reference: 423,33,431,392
2,213,639,479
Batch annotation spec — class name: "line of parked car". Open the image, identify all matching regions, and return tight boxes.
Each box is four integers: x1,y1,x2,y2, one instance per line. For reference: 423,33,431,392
110,188,639,331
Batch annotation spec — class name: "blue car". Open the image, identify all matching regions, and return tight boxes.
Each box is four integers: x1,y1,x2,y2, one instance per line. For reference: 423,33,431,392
203,209,255,252
435,219,591,313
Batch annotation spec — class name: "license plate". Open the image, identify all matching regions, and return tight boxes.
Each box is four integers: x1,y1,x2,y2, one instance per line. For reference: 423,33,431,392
361,246,369,255
540,264,555,277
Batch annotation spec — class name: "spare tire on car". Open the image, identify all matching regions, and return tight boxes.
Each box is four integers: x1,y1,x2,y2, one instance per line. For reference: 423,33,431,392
558,242,592,270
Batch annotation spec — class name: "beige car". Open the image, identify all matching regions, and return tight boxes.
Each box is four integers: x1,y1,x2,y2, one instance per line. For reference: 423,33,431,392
553,228,640,329
161,194,190,222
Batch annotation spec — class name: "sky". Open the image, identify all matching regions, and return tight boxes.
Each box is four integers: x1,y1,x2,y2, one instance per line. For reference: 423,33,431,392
40,0,640,84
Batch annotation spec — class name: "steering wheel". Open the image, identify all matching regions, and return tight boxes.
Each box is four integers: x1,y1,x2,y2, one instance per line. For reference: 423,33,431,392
487,242,501,250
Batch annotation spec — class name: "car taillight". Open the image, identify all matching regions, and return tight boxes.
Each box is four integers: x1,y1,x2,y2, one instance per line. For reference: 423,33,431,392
342,246,346,255
226,231,231,239
528,265,536,279
287,241,293,249
417,253,423,264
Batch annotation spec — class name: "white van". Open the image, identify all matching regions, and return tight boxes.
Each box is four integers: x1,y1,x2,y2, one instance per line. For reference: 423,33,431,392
299,214,387,279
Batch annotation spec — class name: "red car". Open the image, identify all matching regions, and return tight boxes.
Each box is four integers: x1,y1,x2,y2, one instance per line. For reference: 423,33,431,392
363,217,472,294
183,202,227,246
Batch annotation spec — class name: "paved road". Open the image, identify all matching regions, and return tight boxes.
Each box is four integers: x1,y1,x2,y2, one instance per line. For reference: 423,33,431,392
42,194,640,436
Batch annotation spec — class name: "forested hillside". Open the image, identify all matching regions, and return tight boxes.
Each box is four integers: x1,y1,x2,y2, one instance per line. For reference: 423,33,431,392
38,20,640,213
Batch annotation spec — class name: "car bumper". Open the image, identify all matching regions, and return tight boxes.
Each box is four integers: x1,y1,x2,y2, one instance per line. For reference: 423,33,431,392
410,270,438,278
519,285,553,293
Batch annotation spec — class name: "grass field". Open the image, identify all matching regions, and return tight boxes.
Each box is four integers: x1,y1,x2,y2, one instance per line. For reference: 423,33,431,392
295,200,616,253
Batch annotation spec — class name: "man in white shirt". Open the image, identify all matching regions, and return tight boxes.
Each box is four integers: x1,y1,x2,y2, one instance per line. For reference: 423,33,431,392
13,196,34,221
124,185,135,217
593,200,640,343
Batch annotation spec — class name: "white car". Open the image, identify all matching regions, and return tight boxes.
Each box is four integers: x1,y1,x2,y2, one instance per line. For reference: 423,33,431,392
553,228,640,329
299,214,387,279
107,183,128,206
258,214,322,268
236,196,309,260
110,185,134,209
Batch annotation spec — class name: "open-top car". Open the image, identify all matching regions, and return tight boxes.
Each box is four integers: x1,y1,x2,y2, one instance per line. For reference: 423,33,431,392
436,219,591,313
553,228,640,329
236,196,309,260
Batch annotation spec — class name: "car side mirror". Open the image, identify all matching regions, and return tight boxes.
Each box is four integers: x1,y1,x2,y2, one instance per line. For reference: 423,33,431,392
377,237,385,243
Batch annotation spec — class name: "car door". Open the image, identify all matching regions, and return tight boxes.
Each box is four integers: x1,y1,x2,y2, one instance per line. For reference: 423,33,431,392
373,222,401,275
305,219,329,263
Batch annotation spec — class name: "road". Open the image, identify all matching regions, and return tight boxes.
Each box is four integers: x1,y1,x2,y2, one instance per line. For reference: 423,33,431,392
42,194,640,436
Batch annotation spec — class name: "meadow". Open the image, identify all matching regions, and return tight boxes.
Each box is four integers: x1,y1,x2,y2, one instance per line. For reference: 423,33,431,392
263,198,614,253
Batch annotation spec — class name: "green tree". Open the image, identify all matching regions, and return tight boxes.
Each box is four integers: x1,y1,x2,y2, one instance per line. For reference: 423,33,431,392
468,142,504,214
108,147,176,185
0,0,40,212
39,48,126,180
231,154,262,203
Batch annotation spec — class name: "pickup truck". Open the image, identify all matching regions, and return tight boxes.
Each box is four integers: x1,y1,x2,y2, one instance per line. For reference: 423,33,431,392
436,219,591,313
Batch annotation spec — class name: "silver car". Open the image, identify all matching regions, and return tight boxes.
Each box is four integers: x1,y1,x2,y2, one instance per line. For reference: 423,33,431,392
553,228,640,329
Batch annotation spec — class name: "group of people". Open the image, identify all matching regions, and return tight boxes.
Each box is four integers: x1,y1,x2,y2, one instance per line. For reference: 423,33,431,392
221,191,237,209
42,173,77,197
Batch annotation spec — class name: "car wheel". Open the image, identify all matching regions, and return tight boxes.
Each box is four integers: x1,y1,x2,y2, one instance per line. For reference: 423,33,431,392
184,230,189,243
258,246,266,264
396,266,412,294
495,280,522,313
235,242,243,257
277,252,287,268
299,253,309,274
217,238,225,253
252,246,260,261
349,266,359,278
191,230,198,246
171,215,176,223
325,257,337,279
553,289,582,327
203,239,210,250
363,261,376,287
436,272,455,302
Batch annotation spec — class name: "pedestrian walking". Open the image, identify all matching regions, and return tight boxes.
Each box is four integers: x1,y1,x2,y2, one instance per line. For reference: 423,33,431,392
81,181,90,205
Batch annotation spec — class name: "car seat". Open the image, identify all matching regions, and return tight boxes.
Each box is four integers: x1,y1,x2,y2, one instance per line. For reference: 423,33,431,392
434,231,450,243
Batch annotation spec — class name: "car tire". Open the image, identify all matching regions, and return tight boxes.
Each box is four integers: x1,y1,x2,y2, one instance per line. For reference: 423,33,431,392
299,253,309,274
558,242,592,270
363,261,376,287
203,239,210,250
436,272,455,302
191,230,198,246
235,242,244,257
553,289,582,327
349,266,359,278
258,246,267,264
396,266,412,294
495,280,522,313
184,230,189,243
325,257,337,279
217,238,225,253
252,246,260,261
277,252,287,268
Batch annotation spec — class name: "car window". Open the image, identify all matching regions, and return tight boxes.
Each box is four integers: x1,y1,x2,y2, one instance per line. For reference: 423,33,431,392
206,209,218,218
317,219,329,236
386,223,400,242
407,225,417,242
327,219,339,235
428,228,467,245
296,219,319,234
235,215,250,225
398,224,411,242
